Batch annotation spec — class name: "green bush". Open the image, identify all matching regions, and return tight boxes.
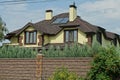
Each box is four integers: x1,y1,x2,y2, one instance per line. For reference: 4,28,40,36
87,46,120,80
48,67,81,80
0,45,37,58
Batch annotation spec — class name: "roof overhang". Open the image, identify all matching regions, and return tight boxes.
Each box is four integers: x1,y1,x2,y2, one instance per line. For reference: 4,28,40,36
16,22,35,36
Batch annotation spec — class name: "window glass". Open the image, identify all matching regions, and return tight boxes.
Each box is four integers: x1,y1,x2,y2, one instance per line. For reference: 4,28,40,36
74,30,77,41
29,33,32,43
33,32,37,43
25,31,36,44
26,32,29,43
65,31,69,42
69,31,74,41
65,30,77,42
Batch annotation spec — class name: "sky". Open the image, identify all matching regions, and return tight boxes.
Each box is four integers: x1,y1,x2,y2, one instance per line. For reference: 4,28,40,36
0,0,120,36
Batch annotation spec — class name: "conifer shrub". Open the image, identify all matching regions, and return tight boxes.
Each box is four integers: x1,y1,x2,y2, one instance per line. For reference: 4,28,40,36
0,45,37,58
42,43,94,57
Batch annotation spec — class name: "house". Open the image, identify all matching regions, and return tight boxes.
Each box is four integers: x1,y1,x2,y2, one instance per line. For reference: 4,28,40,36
5,4,120,49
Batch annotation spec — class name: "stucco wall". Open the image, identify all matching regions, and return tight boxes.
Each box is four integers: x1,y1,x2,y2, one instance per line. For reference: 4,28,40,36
78,30,87,44
44,35,49,45
10,37,18,44
49,30,64,43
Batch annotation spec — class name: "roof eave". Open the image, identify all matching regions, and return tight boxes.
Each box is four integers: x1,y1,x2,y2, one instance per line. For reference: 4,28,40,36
16,22,35,36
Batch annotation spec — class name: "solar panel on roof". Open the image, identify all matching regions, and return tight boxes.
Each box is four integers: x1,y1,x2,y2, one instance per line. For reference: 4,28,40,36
53,18,63,23
53,18,69,24
60,18,69,23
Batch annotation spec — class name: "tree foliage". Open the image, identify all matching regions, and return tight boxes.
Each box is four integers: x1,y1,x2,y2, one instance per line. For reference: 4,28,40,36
0,17,8,42
87,46,120,80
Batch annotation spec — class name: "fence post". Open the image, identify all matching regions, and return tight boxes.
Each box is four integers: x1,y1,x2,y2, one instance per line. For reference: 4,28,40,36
36,54,43,80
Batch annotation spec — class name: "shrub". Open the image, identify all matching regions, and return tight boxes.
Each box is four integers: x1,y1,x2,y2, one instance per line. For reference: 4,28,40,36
42,43,94,57
87,46,120,80
0,45,37,58
48,67,81,80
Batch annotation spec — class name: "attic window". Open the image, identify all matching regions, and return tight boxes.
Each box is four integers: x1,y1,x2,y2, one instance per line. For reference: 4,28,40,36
25,31,37,44
64,30,78,42
53,18,69,24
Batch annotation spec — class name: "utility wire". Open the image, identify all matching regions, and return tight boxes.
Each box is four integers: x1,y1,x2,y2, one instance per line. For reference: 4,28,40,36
0,0,41,3
0,0,58,5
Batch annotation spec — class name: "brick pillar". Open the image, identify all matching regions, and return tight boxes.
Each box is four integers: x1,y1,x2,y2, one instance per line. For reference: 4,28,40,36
36,54,43,80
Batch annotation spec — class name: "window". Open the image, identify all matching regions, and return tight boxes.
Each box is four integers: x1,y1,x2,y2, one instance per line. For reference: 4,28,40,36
53,18,69,24
96,32,102,44
113,38,117,46
25,31,37,44
64,30,77,42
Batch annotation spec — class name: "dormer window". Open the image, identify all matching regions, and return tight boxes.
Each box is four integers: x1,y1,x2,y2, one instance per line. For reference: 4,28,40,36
53,18,69,24
96,32,102,44
25,31,37,44
64,30,78,42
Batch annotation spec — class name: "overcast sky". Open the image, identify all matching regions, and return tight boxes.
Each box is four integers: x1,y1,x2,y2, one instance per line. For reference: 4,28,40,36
0,0,120,35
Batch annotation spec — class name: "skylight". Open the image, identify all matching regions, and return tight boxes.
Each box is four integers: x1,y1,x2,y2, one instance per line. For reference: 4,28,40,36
53,18,69,24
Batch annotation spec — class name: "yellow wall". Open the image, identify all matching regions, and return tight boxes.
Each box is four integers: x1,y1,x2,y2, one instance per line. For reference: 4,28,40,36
49,30,64,43
78,30,87,44
10,37,18,44
44,35,49,45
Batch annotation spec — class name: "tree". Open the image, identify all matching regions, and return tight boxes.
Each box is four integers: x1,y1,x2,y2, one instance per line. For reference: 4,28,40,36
87,46,120,80
0,17,8,42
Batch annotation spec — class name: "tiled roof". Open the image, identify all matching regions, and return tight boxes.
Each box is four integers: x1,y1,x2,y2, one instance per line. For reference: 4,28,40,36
5,12,119,41
105,31,116,39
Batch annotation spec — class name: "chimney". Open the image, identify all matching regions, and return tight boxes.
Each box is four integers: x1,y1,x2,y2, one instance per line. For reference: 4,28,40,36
45,10,53,20
69,3,77,21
